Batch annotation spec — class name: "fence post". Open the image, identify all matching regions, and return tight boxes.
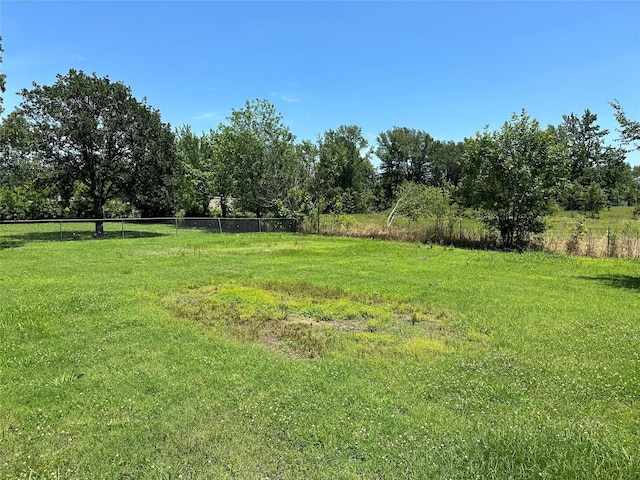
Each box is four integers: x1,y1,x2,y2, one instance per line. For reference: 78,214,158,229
218,218,223,234
258,218,262,233
59,221,63,242
607,226,611,257
121,219,125,239
175,217,179,236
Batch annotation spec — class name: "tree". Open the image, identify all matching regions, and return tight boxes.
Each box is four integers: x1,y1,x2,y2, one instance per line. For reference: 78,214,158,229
205,128,239,217
461,110,567,248
18,69,178,233
214,99,303,218
375,127,435,208
386,182,452,230
559,109,631,208
560,110,607,190
376,128,465,208
0,111,40,187
583,182,607,217
611,100,640,151
0,36,6,114
316,125,375,213
429,140,465,188
175,125,216,215
124,104,178,217
598,146,635,206
0,111,61,220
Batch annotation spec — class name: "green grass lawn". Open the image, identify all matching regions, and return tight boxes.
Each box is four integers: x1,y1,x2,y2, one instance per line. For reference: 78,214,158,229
1,228,638,479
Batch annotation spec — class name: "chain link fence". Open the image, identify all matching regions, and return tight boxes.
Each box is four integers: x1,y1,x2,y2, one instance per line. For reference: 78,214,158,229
0,217,299,247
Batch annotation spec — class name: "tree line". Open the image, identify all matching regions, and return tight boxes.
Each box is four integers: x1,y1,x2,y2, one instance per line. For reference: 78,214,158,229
1,68,639,246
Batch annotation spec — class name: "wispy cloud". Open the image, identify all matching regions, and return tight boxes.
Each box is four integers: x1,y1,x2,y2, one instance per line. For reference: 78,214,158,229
280,93,301,104
6,45,87,71
192,111,222,121
270,88,304,104
67,53,87,62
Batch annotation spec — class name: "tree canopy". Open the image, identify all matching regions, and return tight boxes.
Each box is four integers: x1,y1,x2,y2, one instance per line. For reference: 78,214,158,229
1,62,638,250
376,127,434,207
461,110,568,247
559,109,632,208
17,69,178,233
316,125,375,213
211,99,306,218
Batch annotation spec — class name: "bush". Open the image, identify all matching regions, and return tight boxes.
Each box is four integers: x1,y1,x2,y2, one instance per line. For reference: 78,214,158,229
584,183,607,217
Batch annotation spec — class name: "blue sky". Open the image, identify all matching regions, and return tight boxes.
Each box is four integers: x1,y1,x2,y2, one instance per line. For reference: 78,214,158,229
1,1,639,165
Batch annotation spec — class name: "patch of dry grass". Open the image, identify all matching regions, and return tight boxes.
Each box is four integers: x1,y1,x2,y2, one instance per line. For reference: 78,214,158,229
165,282,463,360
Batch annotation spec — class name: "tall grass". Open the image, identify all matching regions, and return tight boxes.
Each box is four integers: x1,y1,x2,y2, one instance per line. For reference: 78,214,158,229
303,207,640,258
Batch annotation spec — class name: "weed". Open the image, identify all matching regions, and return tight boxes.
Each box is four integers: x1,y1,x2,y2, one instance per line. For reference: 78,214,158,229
566,215,587,254
50,371,83,387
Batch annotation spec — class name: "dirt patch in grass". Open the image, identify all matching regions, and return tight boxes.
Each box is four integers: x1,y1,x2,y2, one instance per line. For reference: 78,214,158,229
166,282,475,360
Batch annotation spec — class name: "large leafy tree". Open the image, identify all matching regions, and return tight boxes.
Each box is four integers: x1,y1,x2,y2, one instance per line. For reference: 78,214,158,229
429,140,465,188
215,99,305,218
376,128,465,208
375,127,434,207
18,69,178,233
316,125,375,213
461,111,567,248
560,110,607,191
205,128,239,218
124,103,178,218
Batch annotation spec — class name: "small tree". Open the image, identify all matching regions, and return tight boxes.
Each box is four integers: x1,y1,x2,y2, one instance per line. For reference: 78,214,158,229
461,110,567,248
583,182,607,217
386,182,452,230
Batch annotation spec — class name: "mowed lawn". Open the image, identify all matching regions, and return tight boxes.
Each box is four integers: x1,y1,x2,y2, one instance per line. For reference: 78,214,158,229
0,229,638,479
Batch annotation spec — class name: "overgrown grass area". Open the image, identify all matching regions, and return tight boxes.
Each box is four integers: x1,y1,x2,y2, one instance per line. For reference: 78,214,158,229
1,229,638,478
309,206,640,258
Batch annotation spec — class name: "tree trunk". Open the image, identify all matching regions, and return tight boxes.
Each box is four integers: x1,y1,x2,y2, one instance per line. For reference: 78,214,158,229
221,198,229,218
93,197,105,237
94,221,105,237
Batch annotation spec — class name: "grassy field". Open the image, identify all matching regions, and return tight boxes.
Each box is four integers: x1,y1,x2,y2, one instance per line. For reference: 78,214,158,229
1,227,639,478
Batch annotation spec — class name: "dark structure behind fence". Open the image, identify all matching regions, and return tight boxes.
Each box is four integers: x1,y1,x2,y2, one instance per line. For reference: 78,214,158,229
0,217,299,243
179,217,298,233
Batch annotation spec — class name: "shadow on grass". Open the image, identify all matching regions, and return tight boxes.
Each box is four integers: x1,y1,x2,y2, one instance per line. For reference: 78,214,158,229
0,229,167,249
578,274,640,290
0,239,25,250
